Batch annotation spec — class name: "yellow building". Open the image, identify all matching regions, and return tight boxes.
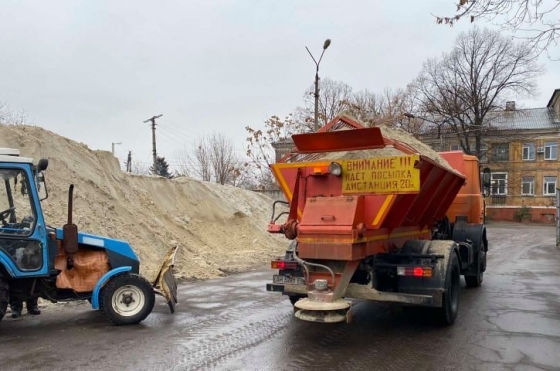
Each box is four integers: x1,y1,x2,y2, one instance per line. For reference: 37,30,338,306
420,89,560,223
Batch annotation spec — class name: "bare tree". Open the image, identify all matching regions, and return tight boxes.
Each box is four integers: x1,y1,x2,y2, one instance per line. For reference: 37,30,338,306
193,137,212,182
0,102,28,126
245,114,303,189
412,27,543,158
342,87,422,132
207,133,239,185
230,163,257,189
131,160,151,176
297,78,354,131
435,0,560,58
174,146,192,177
185,133,245,185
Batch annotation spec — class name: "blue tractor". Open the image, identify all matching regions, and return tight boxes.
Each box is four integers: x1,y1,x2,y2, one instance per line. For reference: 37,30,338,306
0,148,178,325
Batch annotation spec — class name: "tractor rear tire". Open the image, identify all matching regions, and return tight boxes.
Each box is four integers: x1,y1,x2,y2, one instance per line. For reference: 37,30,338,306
0,274,8,322
99,273,155,326
435,251,460,326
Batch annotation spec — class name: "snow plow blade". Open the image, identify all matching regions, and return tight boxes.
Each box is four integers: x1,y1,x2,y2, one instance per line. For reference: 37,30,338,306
153,245,179,313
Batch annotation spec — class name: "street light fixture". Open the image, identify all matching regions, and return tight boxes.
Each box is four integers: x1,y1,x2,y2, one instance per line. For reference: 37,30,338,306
306,38,332,132
112,142,122,156
404,113,445,150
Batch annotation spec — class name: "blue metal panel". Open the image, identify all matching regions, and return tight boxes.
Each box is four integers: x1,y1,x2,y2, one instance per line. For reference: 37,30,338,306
55,229,138,261
0,253,16,276
90,266,132,309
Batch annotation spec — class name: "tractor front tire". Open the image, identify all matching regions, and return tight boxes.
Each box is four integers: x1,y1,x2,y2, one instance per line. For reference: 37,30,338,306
99,273,155,326
0,274,8,322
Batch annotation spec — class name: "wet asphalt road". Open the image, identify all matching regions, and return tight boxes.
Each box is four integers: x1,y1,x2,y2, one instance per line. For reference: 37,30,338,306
1,222,560,371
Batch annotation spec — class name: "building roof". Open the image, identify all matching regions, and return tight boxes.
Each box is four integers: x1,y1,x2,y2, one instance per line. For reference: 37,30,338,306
547,89,560,108
418,107,560,137
487,107,560,130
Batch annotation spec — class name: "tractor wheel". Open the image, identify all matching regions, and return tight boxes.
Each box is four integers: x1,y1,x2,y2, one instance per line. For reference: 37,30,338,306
435,252,460,326
99,273,155,326
0,274,8,322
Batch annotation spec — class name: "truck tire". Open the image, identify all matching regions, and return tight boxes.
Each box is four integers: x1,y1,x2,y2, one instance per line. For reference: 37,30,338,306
0,275,8,322
464,250,484,288
99,273,155,326
288,295,304,306
435,251,460,325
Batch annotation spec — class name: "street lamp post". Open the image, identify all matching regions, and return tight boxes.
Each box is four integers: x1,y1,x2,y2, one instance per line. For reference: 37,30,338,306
404,113,445,150
112,142,122,156
306,39,331,132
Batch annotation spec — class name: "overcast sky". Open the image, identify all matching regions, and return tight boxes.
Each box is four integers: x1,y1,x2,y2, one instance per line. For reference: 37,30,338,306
1,1,558,170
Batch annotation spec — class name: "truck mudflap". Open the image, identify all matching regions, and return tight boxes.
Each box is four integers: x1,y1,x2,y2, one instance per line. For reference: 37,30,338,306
152,245,179,313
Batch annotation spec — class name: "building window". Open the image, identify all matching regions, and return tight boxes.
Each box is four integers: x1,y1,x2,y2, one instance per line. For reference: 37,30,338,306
491,173,507,195
479,143,488,163
522,143,535,161
544,176,557,196
450,144,462,151
492,143,509,162
521,176,534,195
544,142,558,160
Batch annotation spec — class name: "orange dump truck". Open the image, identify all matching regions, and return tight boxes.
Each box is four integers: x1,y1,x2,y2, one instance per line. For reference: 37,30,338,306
266,116,490,325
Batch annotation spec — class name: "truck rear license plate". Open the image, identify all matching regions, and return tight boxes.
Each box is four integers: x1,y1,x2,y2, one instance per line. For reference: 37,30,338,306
273,275,305,285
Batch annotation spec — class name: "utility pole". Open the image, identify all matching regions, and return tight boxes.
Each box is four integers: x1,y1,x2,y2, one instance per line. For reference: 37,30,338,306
143,114,163,173
126,151,132,173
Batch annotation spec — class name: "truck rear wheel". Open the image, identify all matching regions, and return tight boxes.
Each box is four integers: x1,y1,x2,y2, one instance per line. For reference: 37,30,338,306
99,273,155,326
288,295,304,306
0,275,8,322
435,252,460,325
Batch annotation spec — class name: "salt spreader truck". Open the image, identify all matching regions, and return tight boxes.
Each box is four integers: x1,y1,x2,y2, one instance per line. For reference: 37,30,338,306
266,116,490,324
0,148,178,325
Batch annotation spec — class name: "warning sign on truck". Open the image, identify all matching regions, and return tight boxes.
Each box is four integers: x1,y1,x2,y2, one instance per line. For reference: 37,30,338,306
341,155,420,194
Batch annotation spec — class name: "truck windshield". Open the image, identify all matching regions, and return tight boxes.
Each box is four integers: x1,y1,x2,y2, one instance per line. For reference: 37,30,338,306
0,169,37,236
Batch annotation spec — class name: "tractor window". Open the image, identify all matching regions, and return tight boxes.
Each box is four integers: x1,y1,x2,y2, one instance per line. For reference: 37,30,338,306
0,169,37,236
0,239,42,271
0,169,41,271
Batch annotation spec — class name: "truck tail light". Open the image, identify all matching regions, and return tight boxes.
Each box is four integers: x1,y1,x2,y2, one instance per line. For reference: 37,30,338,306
271,260,298,270
397,266,432,277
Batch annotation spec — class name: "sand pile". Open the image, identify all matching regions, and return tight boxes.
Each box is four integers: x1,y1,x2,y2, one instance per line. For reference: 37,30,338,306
0,125,287,281
317,115,454,171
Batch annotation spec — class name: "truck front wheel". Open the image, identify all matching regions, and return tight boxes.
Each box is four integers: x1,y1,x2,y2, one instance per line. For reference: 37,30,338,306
465,250,484,288
0,274,8,322
99,273,155,326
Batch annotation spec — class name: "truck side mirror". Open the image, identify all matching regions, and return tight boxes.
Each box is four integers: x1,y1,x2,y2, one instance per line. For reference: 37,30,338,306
482,167,491,197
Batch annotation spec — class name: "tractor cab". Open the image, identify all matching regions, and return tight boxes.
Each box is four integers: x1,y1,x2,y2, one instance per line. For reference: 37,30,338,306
0,148,49,276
